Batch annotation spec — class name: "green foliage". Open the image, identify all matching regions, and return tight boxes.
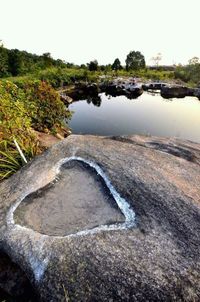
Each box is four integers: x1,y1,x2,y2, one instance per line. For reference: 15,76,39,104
1,45,200,86
100,64,112,73
87,60,99,71
0,45,67,78
0,79,73,180
174,58,200,85
6,67,99,88
8,49,23,76
0,140,23,180
112,58,122,71
126,51,146,71
107,68,174,81
0,81,39,180
0,43,9,77
0,81,36,147
21,80,72,132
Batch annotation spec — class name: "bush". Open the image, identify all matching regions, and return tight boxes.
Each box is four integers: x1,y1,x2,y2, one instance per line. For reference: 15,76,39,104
0,81,37,150
175,64,200,85
0,81,39,179
20,80,72,132
6,67,99,88
0,79,72,180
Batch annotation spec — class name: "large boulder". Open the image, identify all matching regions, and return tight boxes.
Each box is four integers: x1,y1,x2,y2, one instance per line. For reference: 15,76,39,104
142,82,167,91
0,135,200,301
194,88,200,100
161,85,195,98
100,78,143,99
68,83,99,100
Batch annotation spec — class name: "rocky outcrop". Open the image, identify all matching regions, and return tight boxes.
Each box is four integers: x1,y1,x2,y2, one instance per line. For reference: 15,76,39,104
194,88,200,100
100,78,143,99
142,82,167,91
0,135,200,301
59,93,73,104
66,83,99,101
161,85,199,99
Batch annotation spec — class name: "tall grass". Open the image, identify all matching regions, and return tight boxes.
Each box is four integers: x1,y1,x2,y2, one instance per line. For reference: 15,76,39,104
0,141,24,180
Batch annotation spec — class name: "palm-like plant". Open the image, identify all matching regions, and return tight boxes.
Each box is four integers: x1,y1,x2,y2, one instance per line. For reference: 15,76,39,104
0,140,22,180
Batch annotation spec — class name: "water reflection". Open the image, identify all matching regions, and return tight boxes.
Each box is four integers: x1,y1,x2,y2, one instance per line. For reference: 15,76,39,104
86,95,102,107
103,89,142,99
146,90,161,97
69,92,200,143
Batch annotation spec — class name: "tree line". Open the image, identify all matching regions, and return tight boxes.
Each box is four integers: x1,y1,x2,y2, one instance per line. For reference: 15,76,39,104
0,41,146,77
0,41,67,77
1,41,200,85
84,51,146,72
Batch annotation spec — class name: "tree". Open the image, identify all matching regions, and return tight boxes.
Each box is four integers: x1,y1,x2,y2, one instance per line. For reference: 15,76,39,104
112,58,122,71
8,49,23,76
0,41,9,77
42,52,53,68
87,60,98,71
151,52,162,66
125,51,145,71
174,57,200,84
187,57,200,84
188,56,200,65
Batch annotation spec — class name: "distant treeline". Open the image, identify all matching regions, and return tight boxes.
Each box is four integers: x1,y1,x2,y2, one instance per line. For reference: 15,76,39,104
148,65,175,71
0,45,147,77
0,45,70,77
1,43,200,86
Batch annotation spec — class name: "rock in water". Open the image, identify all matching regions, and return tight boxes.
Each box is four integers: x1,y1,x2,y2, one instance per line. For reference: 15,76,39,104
0,135,200,301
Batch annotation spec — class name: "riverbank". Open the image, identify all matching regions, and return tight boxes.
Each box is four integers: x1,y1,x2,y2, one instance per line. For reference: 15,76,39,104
1,72,199,182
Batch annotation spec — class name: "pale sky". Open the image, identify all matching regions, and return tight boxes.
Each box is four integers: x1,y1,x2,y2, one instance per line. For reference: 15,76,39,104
0,0,199,66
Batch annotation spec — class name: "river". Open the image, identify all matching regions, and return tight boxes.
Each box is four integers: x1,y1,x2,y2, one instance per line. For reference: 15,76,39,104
69,92,200,143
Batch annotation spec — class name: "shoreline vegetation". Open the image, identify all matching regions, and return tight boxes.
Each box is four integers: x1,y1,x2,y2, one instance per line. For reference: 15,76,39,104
1,44,200,181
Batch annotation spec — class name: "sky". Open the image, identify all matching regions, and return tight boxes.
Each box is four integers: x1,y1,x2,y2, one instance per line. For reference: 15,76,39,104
0,0,199,66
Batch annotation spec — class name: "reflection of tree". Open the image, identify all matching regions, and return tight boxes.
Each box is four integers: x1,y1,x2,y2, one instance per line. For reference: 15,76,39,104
105,90,141,100
92,96,102,107
161,97,173,102
86,96,102,107
147,90,160,96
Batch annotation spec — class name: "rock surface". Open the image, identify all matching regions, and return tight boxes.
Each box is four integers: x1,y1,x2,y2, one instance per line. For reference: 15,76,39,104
100,78,143,99
14,160,125,236
0,134,200,301
160,85,199,99
142,82,167,91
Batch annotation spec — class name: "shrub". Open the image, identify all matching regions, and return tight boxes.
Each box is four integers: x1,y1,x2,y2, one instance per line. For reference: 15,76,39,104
21,80,72,132
0,81,39,180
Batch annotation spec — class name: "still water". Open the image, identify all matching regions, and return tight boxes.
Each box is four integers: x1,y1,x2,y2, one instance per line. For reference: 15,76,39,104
69,92,200,143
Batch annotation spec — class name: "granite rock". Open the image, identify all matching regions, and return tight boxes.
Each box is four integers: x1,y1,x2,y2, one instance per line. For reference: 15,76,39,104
0,135,200,301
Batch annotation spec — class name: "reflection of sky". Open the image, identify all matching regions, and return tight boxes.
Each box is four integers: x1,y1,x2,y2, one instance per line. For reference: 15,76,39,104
69,93,200,143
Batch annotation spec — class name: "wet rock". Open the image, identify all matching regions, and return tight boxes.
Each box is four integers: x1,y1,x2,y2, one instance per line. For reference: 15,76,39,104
69,83,99,100
0,135,200,301
194,88,200,100
59,83,99,102
100,78,143,99
60,93,73,104
161,85,193,98
142,82,167,91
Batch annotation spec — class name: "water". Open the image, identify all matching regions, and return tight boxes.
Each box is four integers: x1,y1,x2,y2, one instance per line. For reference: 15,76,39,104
14,160,126,236
69,92,200,143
